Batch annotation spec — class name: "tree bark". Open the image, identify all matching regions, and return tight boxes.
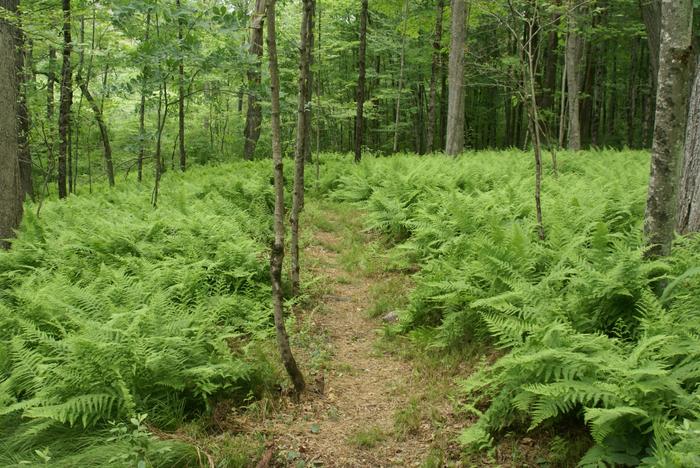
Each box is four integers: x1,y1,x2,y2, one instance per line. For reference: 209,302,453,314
565,0,582,151
267,0,305,396
291,0,315,297
445,0,468,156
177,0,186,171
644,0,692,257
427,0,445,153
677,55,700,234
58,0,72,199
354,0,368,163
243,0,266,160
0,0,22,249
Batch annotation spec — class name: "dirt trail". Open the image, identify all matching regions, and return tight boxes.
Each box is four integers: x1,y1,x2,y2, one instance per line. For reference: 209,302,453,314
260,204,458,467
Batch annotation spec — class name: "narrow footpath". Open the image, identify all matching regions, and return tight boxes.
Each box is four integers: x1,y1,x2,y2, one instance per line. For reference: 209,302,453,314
259,201,462,467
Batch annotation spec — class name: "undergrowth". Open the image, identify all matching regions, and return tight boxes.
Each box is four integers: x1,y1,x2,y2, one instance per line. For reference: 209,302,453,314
0,162,282,466
318,151,700,466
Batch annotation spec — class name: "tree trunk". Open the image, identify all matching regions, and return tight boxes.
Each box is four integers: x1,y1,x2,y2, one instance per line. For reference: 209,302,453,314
639,0,661,92
138,10,151,183
558,58,567,148
445,0,468,156
77,76,113,187
58,0,72,199
626,38,640,148
243,0,266,160
677,55,700,234
565,0,582,151
541,2,560,115
47,47,56,120
291,0,315,297
354,0,368,163
0,0,22,249
416,83,426,154
267,0,305,396
392,0,409,154
427,0,444,153
644,0,692,258
177,0,186,171
16,26,32,200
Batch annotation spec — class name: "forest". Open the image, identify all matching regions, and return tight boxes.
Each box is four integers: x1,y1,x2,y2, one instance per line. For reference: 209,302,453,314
2,0,700,466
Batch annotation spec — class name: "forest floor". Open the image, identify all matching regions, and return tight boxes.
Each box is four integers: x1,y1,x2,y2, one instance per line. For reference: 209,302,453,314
249,200,467,467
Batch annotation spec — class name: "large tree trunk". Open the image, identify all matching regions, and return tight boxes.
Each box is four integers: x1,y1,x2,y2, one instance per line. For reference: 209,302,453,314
267,0,305,396
58,0,72,199
243,0,266,160
291,0,315,297
426,0,444,153
565,0,582,151
445,0,469,156
677,56,700,234
0,0,22,249
644,0,693,258
177,0,186,171
354,0,368,163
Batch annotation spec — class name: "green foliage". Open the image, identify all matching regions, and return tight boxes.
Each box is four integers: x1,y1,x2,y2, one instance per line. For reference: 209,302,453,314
319,151,700,466
0,163,279,466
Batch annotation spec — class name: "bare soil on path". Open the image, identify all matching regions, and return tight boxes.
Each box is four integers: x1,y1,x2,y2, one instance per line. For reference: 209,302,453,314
257,203,463,467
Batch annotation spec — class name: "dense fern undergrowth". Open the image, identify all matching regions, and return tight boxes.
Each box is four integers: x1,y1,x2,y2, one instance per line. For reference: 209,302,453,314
0,163,283,466
318,151,700,467
4,151,700,466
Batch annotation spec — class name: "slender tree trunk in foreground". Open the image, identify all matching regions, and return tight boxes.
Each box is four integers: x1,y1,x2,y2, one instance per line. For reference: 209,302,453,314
0,0,22,249
243,0,266,160
427,0,444,153
354,0,368,163
267,0,305,396
58,0,72,199
644,0,692,258
676,55,700,234
524,22,545,241
291,0,315,297
445,0,468,156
